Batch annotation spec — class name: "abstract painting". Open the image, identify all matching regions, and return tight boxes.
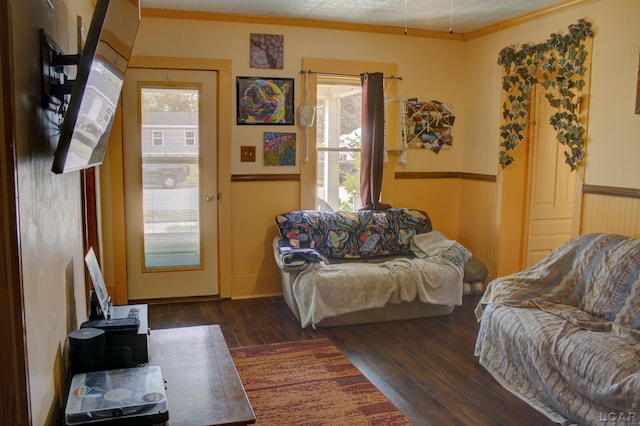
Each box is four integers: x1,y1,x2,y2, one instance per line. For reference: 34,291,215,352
237,77,294,125
250,33,284,69
263,132,296,166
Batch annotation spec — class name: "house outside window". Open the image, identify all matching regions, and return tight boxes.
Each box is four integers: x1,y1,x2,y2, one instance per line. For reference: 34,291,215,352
185,130,196,146
152,130,164,147
316,77,362,212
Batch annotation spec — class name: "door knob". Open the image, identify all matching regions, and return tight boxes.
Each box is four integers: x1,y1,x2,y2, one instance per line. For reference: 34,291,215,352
205,193,214,202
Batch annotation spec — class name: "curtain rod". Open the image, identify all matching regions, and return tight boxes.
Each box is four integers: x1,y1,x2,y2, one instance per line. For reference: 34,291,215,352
300,70,402,80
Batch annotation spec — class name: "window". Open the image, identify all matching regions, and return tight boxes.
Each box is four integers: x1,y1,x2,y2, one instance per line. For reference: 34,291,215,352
185,130,196,146
152,130,164,147
141,87,201,269
316,77,362,211
103,107,113,124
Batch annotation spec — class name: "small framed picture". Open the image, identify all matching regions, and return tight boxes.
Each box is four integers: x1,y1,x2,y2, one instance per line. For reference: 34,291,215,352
264,132,296,166
236,77,294,125
250,33,284,69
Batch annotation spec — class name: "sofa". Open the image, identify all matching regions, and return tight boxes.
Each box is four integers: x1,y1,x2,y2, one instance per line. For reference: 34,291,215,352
475,233,640,425
273,208,477,328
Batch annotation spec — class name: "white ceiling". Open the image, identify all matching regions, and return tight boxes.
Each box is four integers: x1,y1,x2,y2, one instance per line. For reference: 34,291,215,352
140,0,567,34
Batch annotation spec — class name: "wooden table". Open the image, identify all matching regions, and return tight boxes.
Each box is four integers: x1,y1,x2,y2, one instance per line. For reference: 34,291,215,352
148,325,255,425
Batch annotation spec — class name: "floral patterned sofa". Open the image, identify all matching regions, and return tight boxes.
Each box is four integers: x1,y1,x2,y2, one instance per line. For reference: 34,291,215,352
475,233,640,425
273,208,473,328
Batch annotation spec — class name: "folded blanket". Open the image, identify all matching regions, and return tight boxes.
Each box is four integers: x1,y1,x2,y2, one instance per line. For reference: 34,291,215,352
412,231,471,267
411,231,455,258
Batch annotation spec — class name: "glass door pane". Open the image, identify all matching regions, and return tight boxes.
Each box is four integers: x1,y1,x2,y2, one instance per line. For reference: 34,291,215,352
140,86,201,269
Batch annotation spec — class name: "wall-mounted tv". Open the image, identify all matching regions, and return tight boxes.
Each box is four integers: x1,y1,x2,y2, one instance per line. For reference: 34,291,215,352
51,0,140,174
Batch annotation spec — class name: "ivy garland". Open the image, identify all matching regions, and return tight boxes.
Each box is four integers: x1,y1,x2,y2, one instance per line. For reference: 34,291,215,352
497,19,593,170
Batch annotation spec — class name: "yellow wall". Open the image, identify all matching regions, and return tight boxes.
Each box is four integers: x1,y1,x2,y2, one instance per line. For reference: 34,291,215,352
463,0,640,185
230,180,300,297
7,0,640,421
118,16,468,298
394,178,462,238
458,178,498,277
110,1,640,297
10,0,94,423
462,0,640,274
131,17,468,175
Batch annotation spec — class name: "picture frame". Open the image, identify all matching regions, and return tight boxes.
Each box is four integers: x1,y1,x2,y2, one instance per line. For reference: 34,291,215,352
250,33,284,69
236,77,294,125
404,99,455,153
263,132,296,166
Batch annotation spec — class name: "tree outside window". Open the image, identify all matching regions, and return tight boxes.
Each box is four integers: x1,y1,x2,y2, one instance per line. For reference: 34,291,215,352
316,78,361,211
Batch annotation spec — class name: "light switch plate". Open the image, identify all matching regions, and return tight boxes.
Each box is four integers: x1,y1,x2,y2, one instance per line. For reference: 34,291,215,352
240,146,256,162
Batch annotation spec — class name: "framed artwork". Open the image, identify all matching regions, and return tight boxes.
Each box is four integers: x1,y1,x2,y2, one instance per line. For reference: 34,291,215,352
236,77,294,125
264,132,296,166
404,99,455,153
250,33,284,69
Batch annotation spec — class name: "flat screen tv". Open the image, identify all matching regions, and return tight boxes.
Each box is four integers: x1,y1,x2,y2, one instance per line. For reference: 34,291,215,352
51,0,140,174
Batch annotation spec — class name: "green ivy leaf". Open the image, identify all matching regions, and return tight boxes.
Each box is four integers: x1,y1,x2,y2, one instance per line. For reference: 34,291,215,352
497,19,591,170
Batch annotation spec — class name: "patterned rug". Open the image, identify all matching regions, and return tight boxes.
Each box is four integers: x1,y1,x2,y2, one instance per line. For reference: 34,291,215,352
230,338,411,425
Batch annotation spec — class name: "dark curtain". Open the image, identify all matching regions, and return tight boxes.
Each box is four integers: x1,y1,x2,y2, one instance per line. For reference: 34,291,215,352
360,72,391,210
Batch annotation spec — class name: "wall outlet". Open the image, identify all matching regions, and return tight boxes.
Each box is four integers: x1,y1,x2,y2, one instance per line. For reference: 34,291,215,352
240,146,256,162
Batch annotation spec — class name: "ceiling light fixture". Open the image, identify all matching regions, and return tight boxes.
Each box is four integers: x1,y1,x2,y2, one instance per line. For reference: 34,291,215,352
404,0,408,35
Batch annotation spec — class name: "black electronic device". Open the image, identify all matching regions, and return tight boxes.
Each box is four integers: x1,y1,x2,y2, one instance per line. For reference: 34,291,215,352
68,328,106,375
65,366,168,425
81,318,140,334
47,0,140,174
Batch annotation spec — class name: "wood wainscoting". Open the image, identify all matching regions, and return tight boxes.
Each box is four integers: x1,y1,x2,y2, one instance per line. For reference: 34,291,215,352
581,185,640,238
230,174,300,298
395,172,498,280
226,174,638,300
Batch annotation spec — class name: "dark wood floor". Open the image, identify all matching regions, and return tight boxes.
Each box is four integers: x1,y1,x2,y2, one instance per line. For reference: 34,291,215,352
148,294,555,425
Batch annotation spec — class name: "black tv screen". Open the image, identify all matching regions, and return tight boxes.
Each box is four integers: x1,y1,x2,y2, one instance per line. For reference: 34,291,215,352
52,0,140,174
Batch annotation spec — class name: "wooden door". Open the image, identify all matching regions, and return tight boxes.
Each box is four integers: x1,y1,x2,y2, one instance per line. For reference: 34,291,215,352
524,87,575,267
122,68,219,299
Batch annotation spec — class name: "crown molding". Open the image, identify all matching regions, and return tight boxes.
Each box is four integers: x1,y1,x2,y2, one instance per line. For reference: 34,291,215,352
464,0,599,40
141,8,460,40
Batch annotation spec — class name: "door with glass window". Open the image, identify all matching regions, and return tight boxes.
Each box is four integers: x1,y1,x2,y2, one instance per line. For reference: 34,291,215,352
122,68,218,299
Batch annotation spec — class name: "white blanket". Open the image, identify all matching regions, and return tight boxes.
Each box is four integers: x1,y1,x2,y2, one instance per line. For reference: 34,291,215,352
411,230,455,258
292,233,470,328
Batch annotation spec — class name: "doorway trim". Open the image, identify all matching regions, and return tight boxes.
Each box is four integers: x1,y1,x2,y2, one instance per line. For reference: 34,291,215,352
1,0,30,420
495,66,591,277
102,57,232,302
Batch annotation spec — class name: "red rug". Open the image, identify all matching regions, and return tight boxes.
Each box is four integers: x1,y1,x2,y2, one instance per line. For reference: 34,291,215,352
230,338,411,425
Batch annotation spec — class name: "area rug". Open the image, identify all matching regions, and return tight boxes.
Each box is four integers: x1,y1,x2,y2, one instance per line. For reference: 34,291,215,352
230,338,411,425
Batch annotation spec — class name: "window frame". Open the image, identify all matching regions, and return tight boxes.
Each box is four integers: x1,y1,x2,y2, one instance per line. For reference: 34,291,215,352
315,77,362,211
298,58,399,210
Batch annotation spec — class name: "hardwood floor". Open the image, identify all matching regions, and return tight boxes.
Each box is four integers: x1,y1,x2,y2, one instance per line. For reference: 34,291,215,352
148,294,555,425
